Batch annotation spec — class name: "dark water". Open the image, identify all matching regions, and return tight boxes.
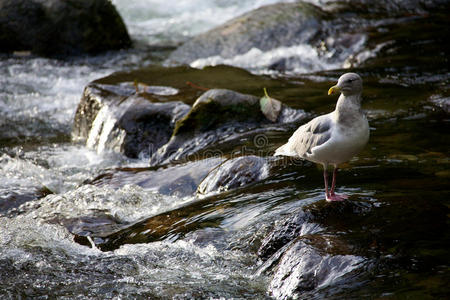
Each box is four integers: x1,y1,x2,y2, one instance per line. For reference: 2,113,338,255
1,1,449,299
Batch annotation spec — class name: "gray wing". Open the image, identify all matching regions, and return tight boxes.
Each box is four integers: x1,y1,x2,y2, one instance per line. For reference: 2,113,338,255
288,114,332,157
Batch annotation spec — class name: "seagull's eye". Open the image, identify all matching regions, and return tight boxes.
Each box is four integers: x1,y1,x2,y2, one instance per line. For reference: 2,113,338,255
346,78,355,83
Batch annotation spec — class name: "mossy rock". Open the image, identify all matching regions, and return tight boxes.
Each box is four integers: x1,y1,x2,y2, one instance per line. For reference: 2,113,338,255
173,89,264,136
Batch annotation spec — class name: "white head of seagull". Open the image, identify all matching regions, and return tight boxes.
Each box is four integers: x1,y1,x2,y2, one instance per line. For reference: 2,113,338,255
274,72,369,202
328,72,363,96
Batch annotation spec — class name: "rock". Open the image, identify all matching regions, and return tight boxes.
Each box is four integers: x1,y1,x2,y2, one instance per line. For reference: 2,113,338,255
257,205,366,299
267,239,363,299
327,0,449,15
83,190,229,251
0,0,131,56
169,0,449,73
430,96,450,114
73,65,306,163
305,200,372,226
197,156,269,195
89,157,224,197
0,186,52,217
169,2,328,65
174,89,264,135
150,89,306,165
72,82,190,158
257,211,315,261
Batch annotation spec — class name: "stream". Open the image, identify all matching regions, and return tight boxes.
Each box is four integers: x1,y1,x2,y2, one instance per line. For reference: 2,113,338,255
1,0,449,299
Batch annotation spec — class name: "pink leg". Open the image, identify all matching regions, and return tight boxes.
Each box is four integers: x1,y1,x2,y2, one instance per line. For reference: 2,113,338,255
323,168,330,199
327,167,348,201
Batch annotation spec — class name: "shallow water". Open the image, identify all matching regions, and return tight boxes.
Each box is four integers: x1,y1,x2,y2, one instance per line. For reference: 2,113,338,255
1,0,449,299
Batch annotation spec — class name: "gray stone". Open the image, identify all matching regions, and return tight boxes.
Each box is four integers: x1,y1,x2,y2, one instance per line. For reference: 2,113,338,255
0,0,131,56
197,155,269,195
72,82,190,158
169,2,327,65
267,239,363,299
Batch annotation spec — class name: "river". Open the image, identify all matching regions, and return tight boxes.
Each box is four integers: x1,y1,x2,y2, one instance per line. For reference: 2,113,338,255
0,0,449,299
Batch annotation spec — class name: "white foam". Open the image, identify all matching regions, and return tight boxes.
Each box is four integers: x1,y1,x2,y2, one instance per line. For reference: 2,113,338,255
0,216,101,257
0,145,132,197
190,44,342,74
86,105,127,154
0,57,113,140
21,184,191,224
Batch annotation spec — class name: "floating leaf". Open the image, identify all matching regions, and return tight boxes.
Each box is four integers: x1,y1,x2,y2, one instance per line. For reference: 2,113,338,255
260,87,282,122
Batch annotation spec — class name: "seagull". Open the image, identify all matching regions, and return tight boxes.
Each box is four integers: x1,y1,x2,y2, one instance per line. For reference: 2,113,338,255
274,73,369,201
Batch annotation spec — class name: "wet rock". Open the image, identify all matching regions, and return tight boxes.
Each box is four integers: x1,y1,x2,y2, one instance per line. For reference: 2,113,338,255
169,0,449,73
72,83,190,158
174,89,264,135
74,66,306,163
257,211,315,261
90,158,223,197
256,201,373,298
0,186,52,217
327,0,449,16
430,95,450,114
354,7,450,76
267,239,363,299
150,89,306,165
169,2,328,65
0,0,131,56
305,200,372,226
197,156,269,195
52,213,125,242
88,195,226,251
257,201,371,263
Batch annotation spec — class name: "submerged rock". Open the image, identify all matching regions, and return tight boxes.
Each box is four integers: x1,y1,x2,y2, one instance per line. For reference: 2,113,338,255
197,155,269,195
72,83,190,158
0,0,131,56
430,95,450,114
90,158,224,197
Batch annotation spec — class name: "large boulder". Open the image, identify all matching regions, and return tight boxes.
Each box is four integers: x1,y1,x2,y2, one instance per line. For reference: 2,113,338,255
72,65,307,163
169,0,449,72
0,0,131,56
169,2,328,65
257,202,370,299
72,82,190,158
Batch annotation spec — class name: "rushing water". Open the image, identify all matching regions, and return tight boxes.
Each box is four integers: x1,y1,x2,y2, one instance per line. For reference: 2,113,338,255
1,0,449,299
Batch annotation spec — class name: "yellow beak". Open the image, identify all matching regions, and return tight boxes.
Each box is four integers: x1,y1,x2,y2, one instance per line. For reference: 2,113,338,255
328,85,340,95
